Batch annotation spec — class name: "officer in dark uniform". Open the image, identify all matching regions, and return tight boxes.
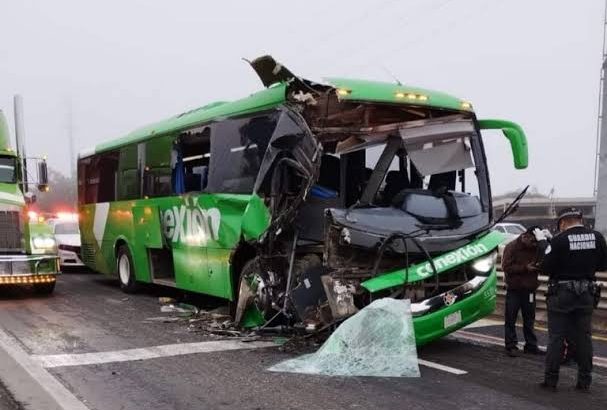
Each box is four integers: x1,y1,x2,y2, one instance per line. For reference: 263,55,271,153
539,207,606,391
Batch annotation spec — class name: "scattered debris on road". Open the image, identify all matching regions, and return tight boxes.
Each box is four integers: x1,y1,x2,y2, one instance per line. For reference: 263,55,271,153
142,316,181,323
158,298,199,316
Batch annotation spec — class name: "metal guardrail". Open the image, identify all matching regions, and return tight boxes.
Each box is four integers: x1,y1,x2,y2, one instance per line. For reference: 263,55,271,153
496,270,607,311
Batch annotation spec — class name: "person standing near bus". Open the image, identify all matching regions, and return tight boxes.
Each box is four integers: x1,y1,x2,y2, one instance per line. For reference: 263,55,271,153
502,226,543,357
539,208,605,392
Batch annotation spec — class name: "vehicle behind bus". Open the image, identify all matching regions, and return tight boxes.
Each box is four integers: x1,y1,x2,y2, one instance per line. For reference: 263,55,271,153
0,108,59,294
78,56,528,345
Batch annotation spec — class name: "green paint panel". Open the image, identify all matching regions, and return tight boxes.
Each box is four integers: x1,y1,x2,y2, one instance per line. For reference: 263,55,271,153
240,194,270,241
241,306,265,328
79,193,271,300
172,245,208,291
207,248,233,299
133,205,163,248
0,183,25,206
362,231,505,293
325,78,470,112
413,269,497,346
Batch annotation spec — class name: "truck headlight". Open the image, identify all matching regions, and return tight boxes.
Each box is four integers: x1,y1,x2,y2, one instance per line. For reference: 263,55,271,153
470,251,497,274
33,237,56,249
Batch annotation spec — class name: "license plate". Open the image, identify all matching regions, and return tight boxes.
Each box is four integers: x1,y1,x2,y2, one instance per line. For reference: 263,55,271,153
443,310,462,329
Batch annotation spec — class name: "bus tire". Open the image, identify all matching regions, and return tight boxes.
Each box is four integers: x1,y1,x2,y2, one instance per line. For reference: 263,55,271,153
34,281,56,295
232,258,277,324
117,245,139,293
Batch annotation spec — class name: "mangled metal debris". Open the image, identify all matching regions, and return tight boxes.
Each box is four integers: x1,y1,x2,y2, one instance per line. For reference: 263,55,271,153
268,298,420,377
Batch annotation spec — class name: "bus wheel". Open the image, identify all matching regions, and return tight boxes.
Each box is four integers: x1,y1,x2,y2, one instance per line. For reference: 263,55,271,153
233,258,273,325
117,245,139,293
34,281,56,295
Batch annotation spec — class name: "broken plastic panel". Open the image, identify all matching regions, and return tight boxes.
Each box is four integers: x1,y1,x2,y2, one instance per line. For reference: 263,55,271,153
406,139,474,177
268,298,420,377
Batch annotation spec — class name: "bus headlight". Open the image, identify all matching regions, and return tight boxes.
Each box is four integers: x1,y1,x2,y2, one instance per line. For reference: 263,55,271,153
33,237,56,249
470,251,497,274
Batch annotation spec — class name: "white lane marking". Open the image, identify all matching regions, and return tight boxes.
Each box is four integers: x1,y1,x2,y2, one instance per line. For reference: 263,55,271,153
33,340,276,368
453,330,607,368
0,328,90,410
418,359,468,375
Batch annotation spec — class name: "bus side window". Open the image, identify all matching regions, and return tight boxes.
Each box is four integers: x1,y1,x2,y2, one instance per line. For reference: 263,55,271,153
206,113,278,193
178,127,211,193
77,158,89,205
143,135,174,198
81,151,119,204
117,145,139,200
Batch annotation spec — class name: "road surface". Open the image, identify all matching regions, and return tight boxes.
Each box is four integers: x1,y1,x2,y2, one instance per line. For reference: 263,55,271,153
1,270,606,410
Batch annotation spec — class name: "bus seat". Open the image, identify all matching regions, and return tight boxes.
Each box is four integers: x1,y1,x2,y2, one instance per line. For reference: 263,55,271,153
185,173,202,192
311,185,338,199
383,170,408,205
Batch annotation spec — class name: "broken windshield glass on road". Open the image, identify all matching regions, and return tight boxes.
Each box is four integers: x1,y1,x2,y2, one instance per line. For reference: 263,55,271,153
268,298,420,377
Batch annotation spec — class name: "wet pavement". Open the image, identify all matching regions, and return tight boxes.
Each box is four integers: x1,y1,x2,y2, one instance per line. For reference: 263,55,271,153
1,271,606,410
0,381,20,410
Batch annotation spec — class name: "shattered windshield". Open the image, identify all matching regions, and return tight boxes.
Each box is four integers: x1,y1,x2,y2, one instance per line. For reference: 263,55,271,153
361,128,487,207
317,118,491,235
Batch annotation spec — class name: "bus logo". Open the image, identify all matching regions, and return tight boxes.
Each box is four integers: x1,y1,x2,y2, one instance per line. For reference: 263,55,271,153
415,243,489,278
161,199,221,245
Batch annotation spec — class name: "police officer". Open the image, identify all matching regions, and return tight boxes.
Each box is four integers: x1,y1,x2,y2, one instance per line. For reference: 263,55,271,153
539,207,606,391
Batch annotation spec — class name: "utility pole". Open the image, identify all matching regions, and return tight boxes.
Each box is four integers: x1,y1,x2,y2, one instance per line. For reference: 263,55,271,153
594,0,607,232
595,0,607,197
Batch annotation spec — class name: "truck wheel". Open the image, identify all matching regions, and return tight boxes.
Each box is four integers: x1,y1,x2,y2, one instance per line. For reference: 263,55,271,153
117,245,139,293
34,282,56,295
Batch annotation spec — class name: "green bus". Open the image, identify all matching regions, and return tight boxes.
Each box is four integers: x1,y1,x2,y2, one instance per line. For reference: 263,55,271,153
78,55,528,345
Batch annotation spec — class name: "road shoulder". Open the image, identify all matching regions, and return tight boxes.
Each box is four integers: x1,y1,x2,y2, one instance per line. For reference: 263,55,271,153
0,329,86,410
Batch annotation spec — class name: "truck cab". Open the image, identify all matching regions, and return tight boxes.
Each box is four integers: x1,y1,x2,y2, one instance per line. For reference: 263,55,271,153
0,109,59,294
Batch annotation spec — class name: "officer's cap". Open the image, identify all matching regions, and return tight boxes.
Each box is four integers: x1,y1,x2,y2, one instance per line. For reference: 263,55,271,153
557,207,583,224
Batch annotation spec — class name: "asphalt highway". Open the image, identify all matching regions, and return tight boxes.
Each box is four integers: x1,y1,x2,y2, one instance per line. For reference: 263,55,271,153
1,271,606,410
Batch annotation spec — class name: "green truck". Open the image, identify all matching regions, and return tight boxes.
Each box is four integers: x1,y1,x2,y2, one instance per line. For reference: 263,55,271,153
78,56,528,344
0,103,59,294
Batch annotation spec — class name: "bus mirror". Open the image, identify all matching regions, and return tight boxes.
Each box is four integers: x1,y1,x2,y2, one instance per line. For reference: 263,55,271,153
478,119,528,170
37,160,49,192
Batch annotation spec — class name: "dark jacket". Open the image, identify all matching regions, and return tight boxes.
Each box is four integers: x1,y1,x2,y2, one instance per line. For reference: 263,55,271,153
502,236,540,291
541,225,607,281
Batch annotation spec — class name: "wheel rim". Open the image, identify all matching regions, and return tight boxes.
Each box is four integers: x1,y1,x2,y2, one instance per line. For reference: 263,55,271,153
118,254,130,285
241,269,271,317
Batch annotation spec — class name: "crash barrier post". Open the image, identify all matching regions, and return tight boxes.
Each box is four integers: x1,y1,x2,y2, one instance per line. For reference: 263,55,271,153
494,270,607,333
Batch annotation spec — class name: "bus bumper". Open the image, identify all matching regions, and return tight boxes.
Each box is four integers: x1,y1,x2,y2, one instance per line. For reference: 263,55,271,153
0,255,60,285
413,269,497,346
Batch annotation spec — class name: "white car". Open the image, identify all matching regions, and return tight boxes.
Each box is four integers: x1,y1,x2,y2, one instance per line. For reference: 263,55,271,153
493,222,527,262
49,219,84,267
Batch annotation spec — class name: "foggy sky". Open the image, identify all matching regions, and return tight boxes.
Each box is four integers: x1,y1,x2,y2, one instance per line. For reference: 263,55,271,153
0,0,604,197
